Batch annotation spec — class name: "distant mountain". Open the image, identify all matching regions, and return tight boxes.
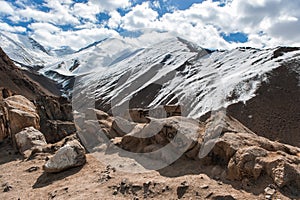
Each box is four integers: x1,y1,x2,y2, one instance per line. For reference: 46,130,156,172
0,32,299,146
0,32,53,67
51,46,76,57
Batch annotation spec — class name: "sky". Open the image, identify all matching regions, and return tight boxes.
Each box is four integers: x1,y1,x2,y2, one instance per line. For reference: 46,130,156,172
0,0,300,50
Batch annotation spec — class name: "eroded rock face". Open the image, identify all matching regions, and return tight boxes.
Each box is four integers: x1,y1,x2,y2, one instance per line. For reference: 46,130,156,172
42,120,76,143
200,114,300,190
43,140,86,173
14,127,47,157
4,95,40,135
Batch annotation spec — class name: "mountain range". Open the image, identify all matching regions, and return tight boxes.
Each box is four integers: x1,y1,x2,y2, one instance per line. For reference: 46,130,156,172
1,31,299,147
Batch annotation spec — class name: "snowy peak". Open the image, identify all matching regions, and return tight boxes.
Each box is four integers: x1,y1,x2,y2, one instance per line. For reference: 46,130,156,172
0,32,53,67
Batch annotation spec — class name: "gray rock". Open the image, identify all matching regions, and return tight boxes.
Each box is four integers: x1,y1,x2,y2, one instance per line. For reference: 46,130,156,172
14,127,47,157
43,140,86,173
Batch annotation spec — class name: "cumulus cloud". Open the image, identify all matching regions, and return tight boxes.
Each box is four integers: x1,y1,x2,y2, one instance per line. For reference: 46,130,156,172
1,0,300,49
29,26,119,50
120,2,159,30
0,22,26,33
0,1,14,15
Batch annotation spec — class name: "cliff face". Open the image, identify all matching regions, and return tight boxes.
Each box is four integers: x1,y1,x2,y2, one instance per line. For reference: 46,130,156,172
0,48,74,143
0,47,61,100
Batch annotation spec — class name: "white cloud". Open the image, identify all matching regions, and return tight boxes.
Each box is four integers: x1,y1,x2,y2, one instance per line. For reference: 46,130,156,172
0,1,14,15
120,2,159,30
29,26,119,50
28,22,61,33
2,0,300,50
108,11,122,29
0,22,26,33
89,0,131,12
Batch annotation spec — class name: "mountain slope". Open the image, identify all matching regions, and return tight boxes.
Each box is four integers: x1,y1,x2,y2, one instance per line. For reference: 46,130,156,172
69,38,300,147
1,32,300,147
0,32,53,68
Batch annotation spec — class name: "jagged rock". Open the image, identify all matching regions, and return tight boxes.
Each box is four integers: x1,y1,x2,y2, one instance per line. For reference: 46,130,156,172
1,95,40,147
85,108,110,121
4,95,40,135
14,127,47,157
111,117,136,137
43,140,86,173
42,120,76,143
197,114,300,189
227,146,268,180
121,116,200,160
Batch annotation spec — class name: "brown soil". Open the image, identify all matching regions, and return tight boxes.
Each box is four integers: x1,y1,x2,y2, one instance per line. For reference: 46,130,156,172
0,140,294,200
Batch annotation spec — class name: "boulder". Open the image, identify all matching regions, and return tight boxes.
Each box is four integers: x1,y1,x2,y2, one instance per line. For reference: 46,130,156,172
227,146,268,180
85,108,110,121
111,117,136,137
0,107,8,142
14,127,47,157
4,95,40,135
121,116,200,160
43,140,86,173
43,120,76,143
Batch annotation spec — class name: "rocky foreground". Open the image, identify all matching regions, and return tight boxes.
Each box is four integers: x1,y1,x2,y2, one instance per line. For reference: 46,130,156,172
0,46,299,200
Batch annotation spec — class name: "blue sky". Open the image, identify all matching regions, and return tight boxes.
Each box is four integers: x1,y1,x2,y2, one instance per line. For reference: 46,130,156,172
0,0,299,50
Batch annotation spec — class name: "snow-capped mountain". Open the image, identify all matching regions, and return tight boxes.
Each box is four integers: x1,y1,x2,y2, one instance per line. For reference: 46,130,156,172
1,31,300,147
0,32,53,67
1,31,300,119
70,37,300,120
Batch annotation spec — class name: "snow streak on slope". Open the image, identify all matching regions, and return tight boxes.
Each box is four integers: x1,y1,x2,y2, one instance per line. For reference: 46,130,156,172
72,38,300,119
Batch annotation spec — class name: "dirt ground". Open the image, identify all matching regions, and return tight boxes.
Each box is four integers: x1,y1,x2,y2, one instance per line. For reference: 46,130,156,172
0,139,296,200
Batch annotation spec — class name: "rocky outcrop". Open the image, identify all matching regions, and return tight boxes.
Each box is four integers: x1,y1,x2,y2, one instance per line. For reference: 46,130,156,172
42,120,76,143
4,95,40,135
0,95,40,146
43,140,86,173
198,114,300,190
36,96,75,143
14,127,47,157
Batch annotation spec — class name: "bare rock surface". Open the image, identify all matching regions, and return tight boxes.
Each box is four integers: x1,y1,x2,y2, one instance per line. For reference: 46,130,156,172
14,126,47,157
43,140,86,173
4,95,40,136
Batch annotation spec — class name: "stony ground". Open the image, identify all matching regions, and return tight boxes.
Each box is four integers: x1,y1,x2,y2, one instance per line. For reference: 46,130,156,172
0,139,296,200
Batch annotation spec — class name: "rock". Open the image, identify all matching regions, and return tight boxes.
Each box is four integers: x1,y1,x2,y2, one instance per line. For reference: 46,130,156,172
227,146,268,180
2,183,12,192
111,117,136,137
264,186,276,196
43,140,86,173
177,181,189,199
42,120,76,143
0,106,9,142
121,116,200,159
4,95,40,137
200,185,209,189
25,166,39,173
128,108,149,123
85,108,110,121
14,127,47,157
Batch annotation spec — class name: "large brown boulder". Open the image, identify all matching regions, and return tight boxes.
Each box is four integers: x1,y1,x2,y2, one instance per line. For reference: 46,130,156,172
1,95,40,147
4,95,40,135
